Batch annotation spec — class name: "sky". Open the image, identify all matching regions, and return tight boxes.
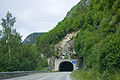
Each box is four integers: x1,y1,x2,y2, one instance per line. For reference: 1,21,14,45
0,0,80,40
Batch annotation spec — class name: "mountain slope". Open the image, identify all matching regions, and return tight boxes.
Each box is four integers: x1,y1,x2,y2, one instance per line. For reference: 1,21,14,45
37,0,120,79
23,32,44,45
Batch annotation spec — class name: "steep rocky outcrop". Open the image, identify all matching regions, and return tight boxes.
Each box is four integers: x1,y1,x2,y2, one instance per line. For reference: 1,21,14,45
54,31,79,59
48,31,79,71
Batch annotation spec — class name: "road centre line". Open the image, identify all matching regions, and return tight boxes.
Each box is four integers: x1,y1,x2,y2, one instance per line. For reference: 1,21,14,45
38,72,60,80
38,75,50,80
38,73,55,80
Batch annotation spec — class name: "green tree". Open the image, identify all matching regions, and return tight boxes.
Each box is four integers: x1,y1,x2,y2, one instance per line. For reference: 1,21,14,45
1,11,16,61
0,12,23,71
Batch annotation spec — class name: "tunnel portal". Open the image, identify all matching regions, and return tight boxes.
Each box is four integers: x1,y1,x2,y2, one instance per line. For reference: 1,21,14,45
59,61,73,71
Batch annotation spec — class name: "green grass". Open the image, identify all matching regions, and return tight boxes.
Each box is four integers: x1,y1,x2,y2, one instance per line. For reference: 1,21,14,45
71,69,120,80
71,69,97,80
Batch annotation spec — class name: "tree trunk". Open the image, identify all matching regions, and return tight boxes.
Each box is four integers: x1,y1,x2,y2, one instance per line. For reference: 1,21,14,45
83,56,86,69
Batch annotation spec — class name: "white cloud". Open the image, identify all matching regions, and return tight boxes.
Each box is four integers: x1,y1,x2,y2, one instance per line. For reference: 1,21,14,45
0,0,80,40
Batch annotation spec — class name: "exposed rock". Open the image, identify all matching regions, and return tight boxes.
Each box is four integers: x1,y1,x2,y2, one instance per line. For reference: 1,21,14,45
82,0,90,6
54,31,79,59
47,56,55,71
47,31,79,71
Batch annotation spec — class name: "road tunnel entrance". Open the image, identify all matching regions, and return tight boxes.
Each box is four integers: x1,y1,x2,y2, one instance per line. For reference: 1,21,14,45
59,61,73,71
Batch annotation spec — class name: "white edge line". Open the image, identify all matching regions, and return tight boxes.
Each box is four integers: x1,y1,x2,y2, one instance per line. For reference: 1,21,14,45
67,74,69,80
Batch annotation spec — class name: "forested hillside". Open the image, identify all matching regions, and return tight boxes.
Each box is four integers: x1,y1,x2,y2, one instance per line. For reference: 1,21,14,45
23,32,44,45
36,0,120,79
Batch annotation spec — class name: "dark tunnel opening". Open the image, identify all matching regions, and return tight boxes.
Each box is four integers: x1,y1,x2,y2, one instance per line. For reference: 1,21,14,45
59,61,73,71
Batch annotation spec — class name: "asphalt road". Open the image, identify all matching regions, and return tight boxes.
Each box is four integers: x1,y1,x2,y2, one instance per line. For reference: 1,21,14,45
3,72,72,80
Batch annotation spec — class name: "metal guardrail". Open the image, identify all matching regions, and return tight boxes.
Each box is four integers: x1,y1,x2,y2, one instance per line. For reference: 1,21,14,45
0,71,46,80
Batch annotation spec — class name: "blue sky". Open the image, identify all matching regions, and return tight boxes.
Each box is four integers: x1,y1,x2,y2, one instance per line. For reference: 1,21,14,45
0,0,80,40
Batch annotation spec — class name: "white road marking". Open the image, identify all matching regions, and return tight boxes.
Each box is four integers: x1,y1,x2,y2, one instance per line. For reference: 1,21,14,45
67,73,72,80
67,74,69,80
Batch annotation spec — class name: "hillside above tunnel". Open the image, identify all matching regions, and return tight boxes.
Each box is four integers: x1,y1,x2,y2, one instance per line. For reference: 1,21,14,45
36,0,120,77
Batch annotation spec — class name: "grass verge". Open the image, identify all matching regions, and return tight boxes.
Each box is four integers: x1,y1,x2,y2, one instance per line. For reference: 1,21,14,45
71,69,120,80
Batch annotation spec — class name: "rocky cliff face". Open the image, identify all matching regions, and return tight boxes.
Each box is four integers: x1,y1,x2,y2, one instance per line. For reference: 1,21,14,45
54,31,79,59
48,31,79,71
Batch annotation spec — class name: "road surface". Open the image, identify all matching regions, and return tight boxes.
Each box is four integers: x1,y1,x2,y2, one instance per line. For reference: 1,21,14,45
3,72,72,80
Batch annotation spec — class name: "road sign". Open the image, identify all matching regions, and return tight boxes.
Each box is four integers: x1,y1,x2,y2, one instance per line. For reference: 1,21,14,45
72,61,76,64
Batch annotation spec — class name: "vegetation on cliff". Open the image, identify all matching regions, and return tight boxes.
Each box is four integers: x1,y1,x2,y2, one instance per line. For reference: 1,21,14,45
36,0,120,79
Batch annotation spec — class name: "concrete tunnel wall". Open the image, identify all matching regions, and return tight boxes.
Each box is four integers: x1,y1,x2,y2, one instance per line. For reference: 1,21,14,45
54,59,79,71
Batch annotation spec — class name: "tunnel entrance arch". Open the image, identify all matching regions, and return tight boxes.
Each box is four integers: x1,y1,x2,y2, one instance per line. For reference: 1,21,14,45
59,61,73,71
